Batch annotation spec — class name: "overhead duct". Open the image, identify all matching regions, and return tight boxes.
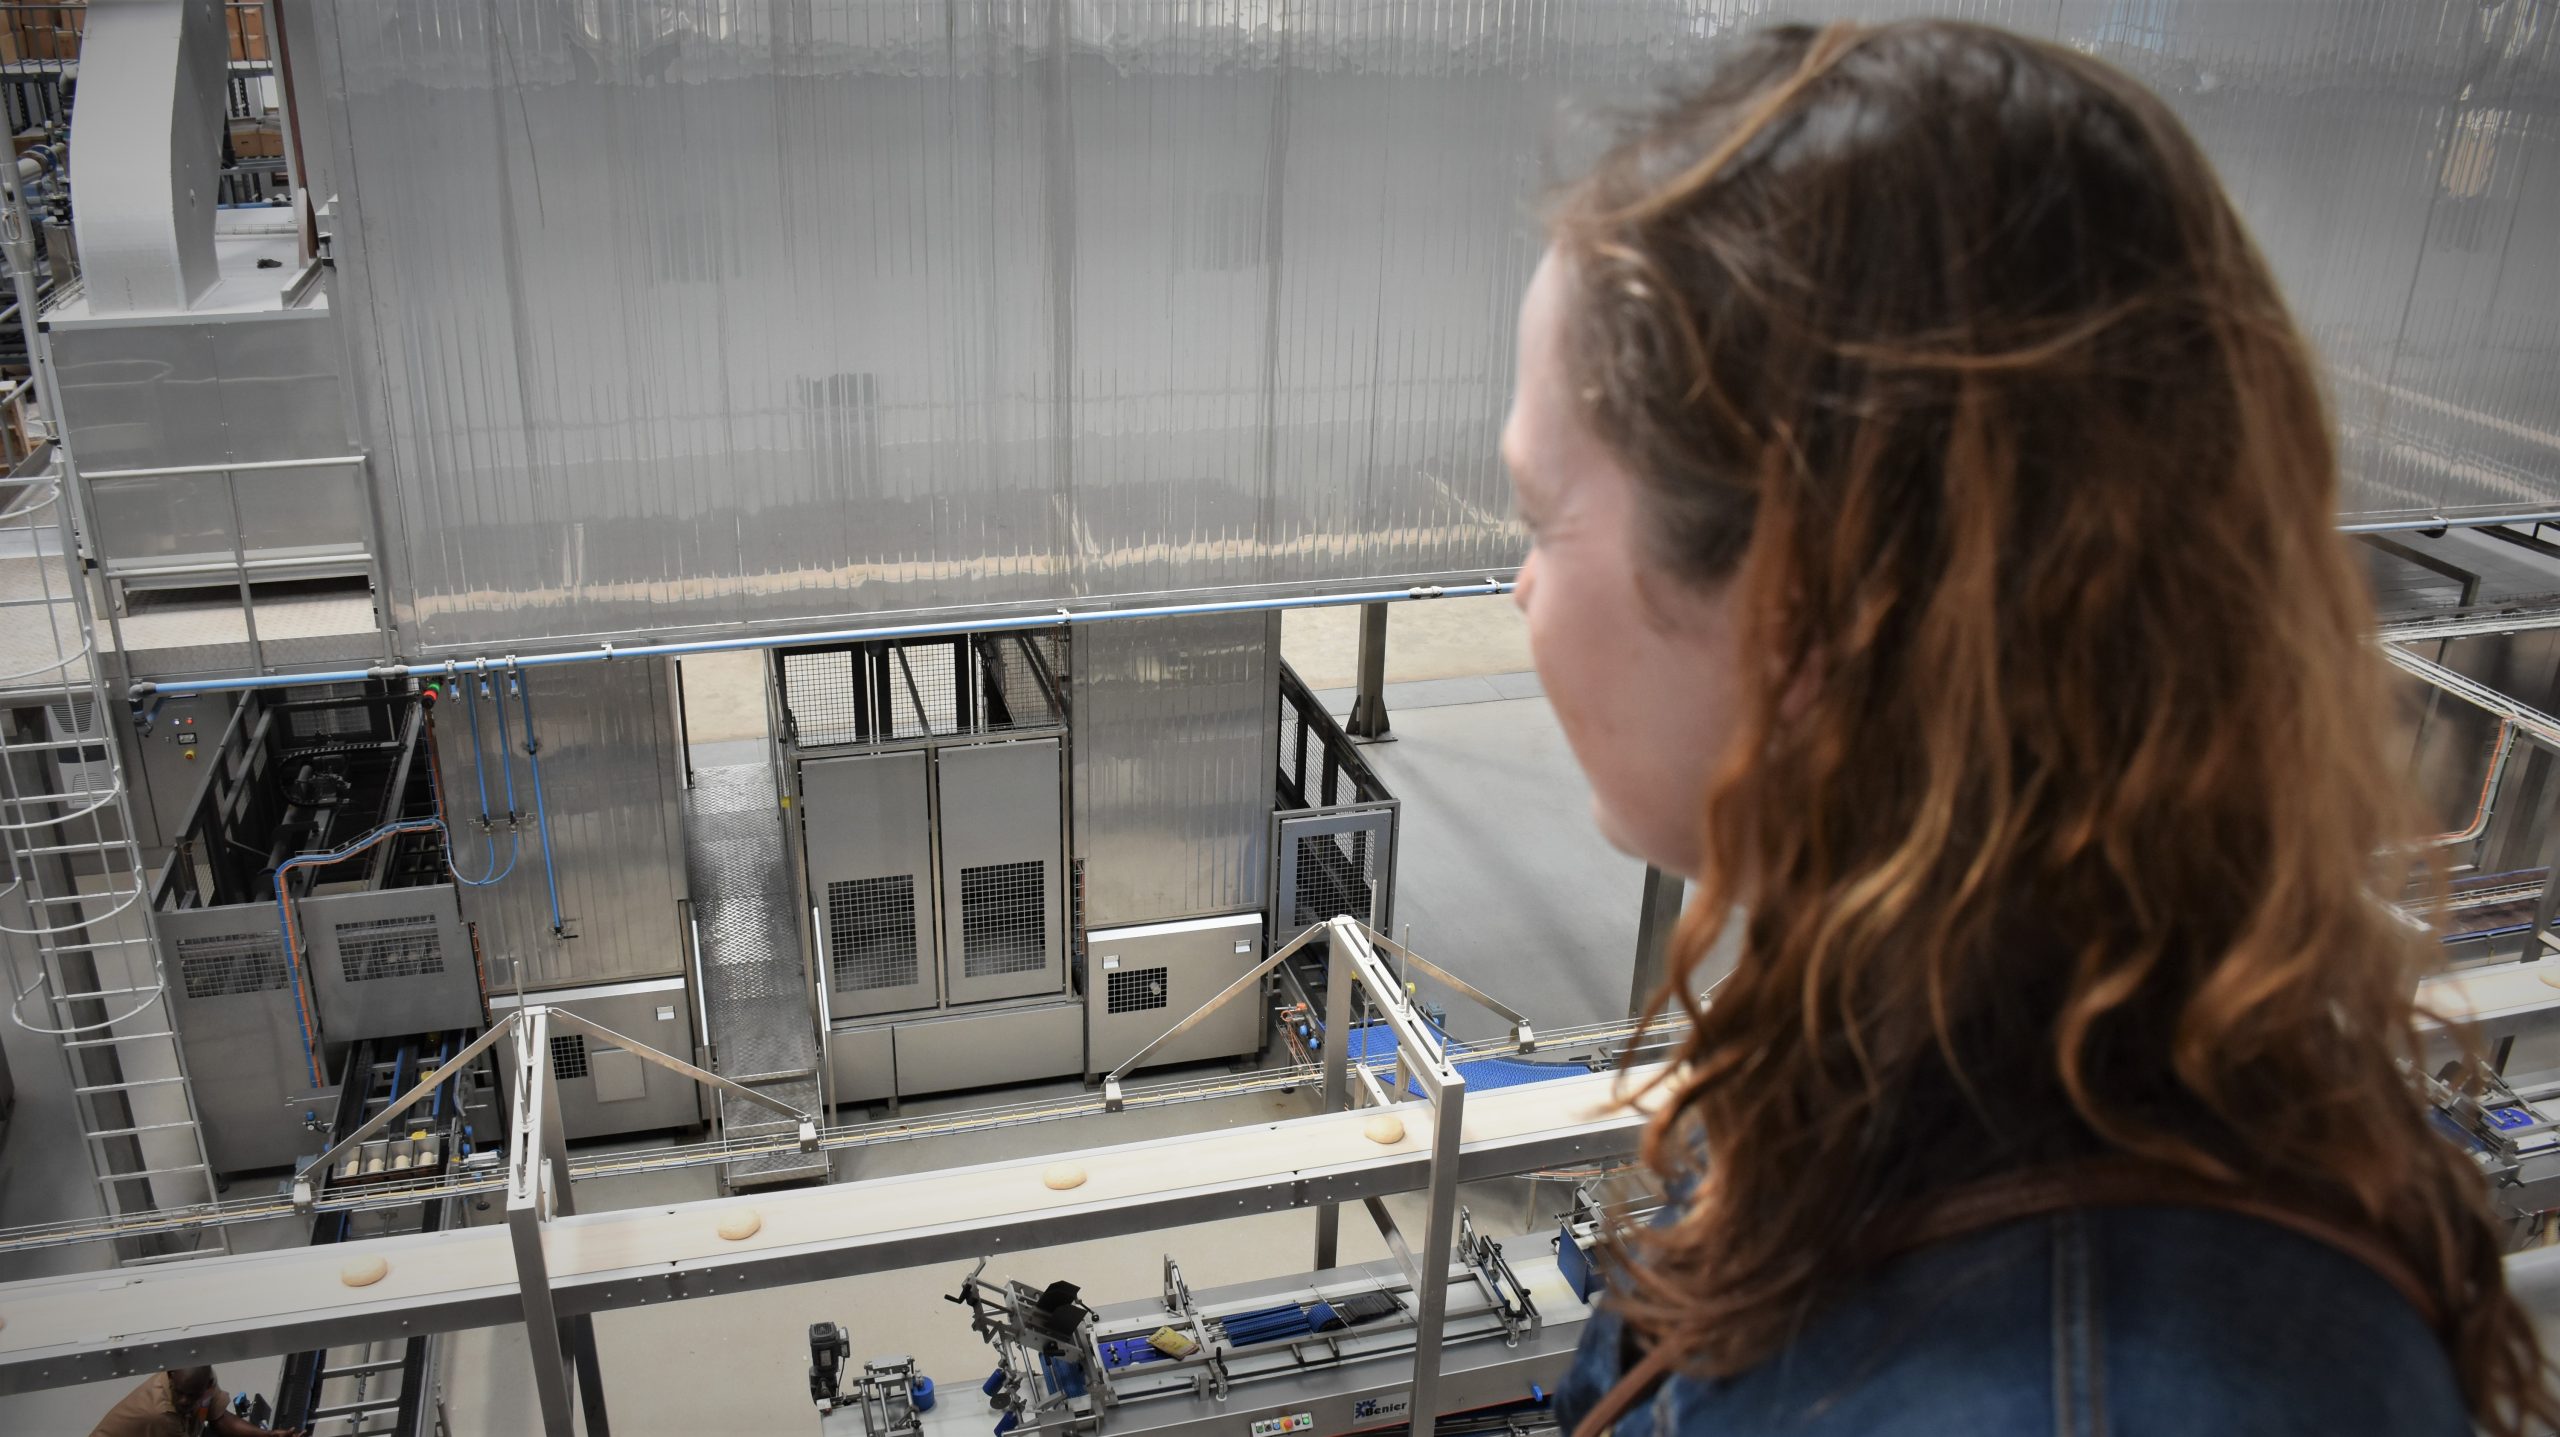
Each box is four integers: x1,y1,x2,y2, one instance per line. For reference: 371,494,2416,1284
71,0,232,314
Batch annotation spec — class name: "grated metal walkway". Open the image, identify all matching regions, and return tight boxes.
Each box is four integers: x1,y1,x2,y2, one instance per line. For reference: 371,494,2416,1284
683,764,828,1189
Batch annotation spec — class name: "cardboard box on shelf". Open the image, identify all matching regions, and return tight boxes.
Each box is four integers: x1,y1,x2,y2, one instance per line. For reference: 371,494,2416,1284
230,4,267,62
14,6,84,64
227,119,283,160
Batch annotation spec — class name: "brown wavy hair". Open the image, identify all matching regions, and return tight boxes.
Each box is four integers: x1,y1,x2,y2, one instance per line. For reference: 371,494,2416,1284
1550,18,2552,1432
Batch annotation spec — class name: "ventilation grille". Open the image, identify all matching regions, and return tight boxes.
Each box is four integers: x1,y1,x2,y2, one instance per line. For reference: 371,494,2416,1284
336,914,444,983
1292,829,1376,928
551,1032,589,1081
177,932,290,999
828,875,919,993
1106,965,1169,1015
960,860,1048,979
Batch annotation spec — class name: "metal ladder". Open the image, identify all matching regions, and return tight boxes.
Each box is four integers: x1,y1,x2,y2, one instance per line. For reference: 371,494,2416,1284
0,161,225,1261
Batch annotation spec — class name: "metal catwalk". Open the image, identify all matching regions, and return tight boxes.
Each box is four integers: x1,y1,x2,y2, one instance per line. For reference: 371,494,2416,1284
683,763,827,1187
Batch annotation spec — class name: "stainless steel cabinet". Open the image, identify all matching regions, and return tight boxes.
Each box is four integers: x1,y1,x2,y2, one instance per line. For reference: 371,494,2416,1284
488,978,704,1141
801,751,938,1019
936,738,1065,1006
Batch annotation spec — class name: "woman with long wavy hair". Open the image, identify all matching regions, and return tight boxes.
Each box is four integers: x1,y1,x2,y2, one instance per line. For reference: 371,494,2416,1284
1508,19,2553,1436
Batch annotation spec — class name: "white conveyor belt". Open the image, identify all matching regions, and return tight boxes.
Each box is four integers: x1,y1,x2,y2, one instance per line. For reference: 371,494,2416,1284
2419,962,2560,1026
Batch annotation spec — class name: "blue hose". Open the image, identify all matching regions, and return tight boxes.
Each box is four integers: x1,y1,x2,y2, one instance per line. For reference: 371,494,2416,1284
446,680,519,887
514,671,567,936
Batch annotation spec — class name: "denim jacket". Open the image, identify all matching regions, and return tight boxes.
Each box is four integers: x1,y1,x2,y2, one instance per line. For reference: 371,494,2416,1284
1554,1205,2469,1436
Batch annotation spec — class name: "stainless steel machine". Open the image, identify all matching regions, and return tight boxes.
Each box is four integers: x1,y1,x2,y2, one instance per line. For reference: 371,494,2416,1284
153,685,477,1173
487,978,705,1139
782,632,1086,1104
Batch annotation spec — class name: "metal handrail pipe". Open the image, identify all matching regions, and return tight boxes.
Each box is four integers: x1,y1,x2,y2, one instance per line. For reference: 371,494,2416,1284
130,579,1519,698
83,454,368,481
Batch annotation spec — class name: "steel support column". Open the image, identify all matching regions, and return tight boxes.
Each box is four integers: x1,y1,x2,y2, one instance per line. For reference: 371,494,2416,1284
505,1009,611,1437
1327,918,1465,1430
1346,603,1391,740
1311,928,1355,1270
1631,867,1685,1018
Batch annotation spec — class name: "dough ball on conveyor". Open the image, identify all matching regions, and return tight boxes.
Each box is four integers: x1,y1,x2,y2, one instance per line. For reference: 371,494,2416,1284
717,1209,764,1241
1042,1162,1088,1191
340,1256,391,1288
1363,1114,1406,1145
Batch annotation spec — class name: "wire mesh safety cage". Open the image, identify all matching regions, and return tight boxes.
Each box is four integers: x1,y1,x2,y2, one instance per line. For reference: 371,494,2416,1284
1275,661,1389,812
827,874,919,993
779,630,1067,749
550,1031,589,1082
1290,828,1376,929
887,643,961,739
960,859,1048,979
175,930,290,1000
333,914,444,983
1105,964,1170,1015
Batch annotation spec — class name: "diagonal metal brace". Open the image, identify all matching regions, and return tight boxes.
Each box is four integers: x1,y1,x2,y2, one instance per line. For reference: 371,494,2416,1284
1362,926,1536,1052
1101,922,1333,1110
544,1009,819,1150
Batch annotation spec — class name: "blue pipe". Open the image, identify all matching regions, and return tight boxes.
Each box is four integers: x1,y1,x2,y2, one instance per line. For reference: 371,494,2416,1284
515,671,567,936
428,1037,453,1120
128,580,1521,698
444,679,519,887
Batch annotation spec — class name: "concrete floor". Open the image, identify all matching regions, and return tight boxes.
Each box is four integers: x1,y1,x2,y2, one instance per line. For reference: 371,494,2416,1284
0,597,1638,1435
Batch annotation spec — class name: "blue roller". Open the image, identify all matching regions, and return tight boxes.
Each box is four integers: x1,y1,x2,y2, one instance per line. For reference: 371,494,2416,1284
913,1377,936,1413
982,1368,1006,1398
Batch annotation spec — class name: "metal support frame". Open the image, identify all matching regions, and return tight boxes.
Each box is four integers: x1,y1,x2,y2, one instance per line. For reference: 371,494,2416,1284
295,1007,815,1210
2386,645,2560,957
2361,533,2486,789
1317,918,1465,1428
1631,867,1685,1019
506,1008,611,1437
1364,925,1535,1052
0,1059,1653,1397
1346,602,1391,740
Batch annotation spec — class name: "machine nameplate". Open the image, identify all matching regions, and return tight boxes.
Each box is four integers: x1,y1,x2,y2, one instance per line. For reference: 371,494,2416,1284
1350,1395,1412,1425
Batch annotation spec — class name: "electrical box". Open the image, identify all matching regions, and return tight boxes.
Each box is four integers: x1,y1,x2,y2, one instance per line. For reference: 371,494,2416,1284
1086,912,1266,1075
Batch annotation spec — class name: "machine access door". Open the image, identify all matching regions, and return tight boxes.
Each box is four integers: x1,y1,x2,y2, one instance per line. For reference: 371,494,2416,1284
1274,807,1397,937
800,750,939,1019
936,737,1066,1005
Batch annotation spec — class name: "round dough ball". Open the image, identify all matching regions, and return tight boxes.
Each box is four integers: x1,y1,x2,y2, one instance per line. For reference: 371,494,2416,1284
1042,1162,1088,1192
2540,971,2560,990
716,1209,763,1242
1363,1114,1406,1146
339,1255,390,1288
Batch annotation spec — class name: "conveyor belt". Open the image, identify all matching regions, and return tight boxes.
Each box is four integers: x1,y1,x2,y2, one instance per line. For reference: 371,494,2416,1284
0,1066,1660,1395
2421,961,2560,1024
